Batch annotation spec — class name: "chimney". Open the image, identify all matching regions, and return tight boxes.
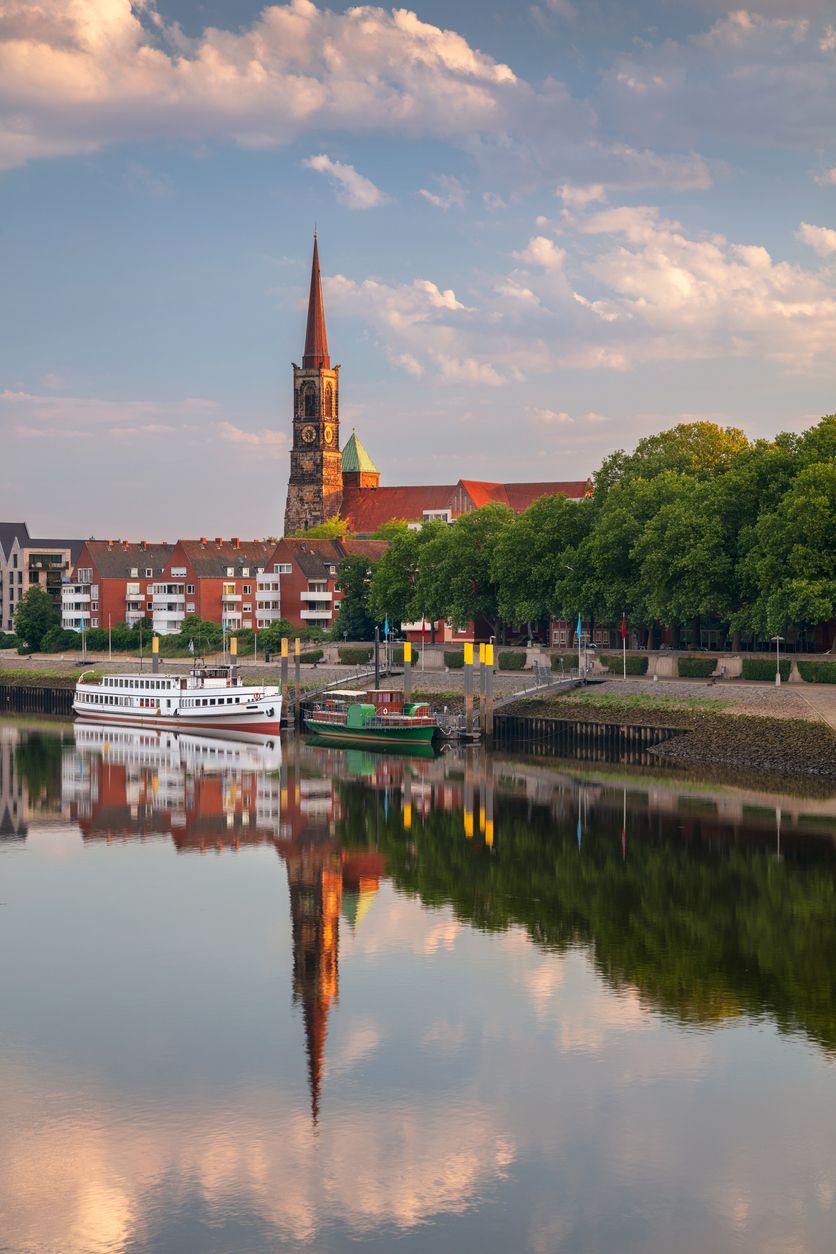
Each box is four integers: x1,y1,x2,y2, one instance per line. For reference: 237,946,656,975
215,537,223,546
200,537,207,546
232,537,240,549
123,540,129,550
141,540,147,551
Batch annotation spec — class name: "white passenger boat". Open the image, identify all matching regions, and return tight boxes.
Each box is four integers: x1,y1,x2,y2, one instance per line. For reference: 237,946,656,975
73,662,282,733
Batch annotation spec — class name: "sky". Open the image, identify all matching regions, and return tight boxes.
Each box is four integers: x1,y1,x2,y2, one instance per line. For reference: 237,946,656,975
1,0,834,538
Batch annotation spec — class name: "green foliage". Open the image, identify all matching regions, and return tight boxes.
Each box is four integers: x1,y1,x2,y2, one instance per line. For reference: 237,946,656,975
40,626,80,653
335,554,378,641
678,656,718,678
601,653,649,675
338,645,373,665
13,586,59,650
444,650,465,668
742,658,791,681
291,515,348,538
549,652,577,672
300,649,324,664
0,632,17,649
798,660,836,684
498,650,526,670
368,522,442,625
417,504,513,631
492,493,593,623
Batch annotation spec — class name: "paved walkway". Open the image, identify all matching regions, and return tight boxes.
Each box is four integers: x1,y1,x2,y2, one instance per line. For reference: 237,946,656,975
796,685,836,731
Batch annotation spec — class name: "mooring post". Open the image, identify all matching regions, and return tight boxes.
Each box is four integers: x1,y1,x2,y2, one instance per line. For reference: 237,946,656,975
374,627,381,687
485,643,495,744
485,758,494,849
294,636,301,701
230,635,238,682
463,750,475,838
280,637,289,723
402,776,412,831
152,634,160,674
464,642,474,737
403,640,412,702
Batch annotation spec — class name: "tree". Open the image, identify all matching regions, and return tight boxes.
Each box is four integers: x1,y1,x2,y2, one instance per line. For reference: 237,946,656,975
415,504,513,632
492,494,593,627
368,521,445,626
334,554,378,640
14,586,59,650
292,515,348,539
594,421,750,499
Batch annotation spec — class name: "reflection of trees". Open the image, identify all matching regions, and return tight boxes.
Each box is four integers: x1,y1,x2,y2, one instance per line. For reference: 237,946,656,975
15,733,64,808
338,790,836,1055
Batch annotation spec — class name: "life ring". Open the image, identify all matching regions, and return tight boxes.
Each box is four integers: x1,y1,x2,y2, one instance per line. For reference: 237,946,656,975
380,705,389,715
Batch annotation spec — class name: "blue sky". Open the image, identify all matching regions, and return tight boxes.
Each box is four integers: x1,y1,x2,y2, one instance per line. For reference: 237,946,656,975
1,0,834,537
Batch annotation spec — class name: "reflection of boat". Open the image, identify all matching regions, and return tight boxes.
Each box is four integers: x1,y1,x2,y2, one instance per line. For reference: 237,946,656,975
73,722,282,774
304,688,439,748
73,662,282,733
305,735,438,762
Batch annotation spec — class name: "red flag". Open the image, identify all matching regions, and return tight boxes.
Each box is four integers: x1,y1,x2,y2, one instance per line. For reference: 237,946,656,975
621,612,627,642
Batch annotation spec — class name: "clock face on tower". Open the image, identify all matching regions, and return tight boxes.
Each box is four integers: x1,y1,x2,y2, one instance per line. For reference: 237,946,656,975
323,423,335,446
301,424,317,444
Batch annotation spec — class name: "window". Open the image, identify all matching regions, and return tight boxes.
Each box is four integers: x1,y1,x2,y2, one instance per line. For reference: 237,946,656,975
130,568,139,578
91,618,98,628
243,584,252,594
147,602,152,611
91,601,98,611
242,567,250,577
145,568,152,578
275,563,292,574
324,383,333,417
226,567,234,577
186,584,195,594
304,385,316,417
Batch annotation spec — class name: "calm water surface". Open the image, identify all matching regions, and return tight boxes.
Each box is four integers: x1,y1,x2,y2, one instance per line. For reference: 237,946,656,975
1,718,835,1253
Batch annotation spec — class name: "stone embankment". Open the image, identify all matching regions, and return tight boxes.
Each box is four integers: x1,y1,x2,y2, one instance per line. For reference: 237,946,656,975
503,680,836,781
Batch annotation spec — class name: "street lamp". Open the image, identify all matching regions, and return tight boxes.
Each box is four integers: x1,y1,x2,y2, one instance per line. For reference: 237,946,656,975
771,635,784,687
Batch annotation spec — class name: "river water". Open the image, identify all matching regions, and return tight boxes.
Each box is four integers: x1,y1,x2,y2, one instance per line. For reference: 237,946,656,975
1,717,835,1253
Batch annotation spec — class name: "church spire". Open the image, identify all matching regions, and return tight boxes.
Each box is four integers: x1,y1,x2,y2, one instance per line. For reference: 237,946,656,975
302,233,330,369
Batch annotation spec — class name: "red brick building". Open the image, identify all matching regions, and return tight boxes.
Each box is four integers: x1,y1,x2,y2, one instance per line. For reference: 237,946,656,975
153,538,276,635
62,540,174,633
269,535,387,631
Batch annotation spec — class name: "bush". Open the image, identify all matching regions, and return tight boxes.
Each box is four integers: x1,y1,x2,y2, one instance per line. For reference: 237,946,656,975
798,660,836,684
444,650,465,668
741,657,791,681
549,652,577,672
677,656,717,679
0,632,18,649
41,626,81,653
600,654,649,675
339,645,373,665
300,649,324,664
498,650,526,671
17,643,35,655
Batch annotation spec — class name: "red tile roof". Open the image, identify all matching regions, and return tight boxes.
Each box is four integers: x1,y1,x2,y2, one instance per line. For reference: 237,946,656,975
341,485,455,533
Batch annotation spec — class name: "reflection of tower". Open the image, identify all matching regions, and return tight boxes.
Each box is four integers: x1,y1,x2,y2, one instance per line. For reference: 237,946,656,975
287,838,342,1125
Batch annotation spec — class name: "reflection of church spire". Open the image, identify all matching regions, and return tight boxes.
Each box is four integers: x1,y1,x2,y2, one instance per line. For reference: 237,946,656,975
287,840,342,1125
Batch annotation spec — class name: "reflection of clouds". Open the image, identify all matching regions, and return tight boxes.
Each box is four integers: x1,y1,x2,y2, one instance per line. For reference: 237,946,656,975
0,1060,516,1250
326,1018,382,1078
558,983,651,1055
524,957,566,1017
342,890,461,958
421,1020,467,1055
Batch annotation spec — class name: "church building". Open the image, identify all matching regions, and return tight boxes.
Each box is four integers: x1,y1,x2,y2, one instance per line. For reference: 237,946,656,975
283,238,591,538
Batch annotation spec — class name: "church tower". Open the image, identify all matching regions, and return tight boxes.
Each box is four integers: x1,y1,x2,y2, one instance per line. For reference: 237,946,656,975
284,236,342,535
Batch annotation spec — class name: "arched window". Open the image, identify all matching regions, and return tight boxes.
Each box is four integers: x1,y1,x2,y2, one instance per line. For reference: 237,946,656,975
324,383,333,418
304,386,317,417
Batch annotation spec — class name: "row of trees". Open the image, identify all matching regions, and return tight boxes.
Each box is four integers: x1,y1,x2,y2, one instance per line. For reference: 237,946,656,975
362,417,836,647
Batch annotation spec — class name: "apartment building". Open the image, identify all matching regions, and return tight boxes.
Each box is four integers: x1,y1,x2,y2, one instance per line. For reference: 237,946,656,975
62,540,175,632
1,522,83,633
152,539,277,635
269,537,387,631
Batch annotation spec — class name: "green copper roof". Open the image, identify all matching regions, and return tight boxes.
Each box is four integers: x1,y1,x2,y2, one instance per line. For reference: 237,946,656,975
342,431,378,474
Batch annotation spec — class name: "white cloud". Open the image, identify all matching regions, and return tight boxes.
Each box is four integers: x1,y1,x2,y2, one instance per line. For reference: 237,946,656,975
530,407,574,424
214,421,288,452
513,236,566,270
122,160,173,198
815,167,836,186
559,183,606,209
302,153,386,210
796,221,836,256
418,175,466,211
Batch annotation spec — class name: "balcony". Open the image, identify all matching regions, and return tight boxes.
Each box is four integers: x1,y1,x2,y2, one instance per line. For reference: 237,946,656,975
152,592,184,605
300,608,333,621
222,593,242,603
125,612,145,627
63,590,90,603
300,590,333,603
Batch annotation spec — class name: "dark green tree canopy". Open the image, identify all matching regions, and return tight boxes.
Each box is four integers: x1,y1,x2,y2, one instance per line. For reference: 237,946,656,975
14,587,59,650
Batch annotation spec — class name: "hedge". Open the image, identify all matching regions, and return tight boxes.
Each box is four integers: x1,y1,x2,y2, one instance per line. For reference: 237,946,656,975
677,656,717,679
0,632,17,649
498,650,526,671
601,653,649,676
444,650,465,668
338,645,373,665
798,660,836,684
300,649,324,664
549,653,577,672
741,657,791,681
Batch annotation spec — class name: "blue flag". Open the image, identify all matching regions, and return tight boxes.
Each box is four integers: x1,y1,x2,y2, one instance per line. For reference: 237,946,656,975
384,615,390,640
576,612,582,641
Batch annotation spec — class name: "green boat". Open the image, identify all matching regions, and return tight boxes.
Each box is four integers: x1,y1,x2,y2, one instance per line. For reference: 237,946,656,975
304,688,440,748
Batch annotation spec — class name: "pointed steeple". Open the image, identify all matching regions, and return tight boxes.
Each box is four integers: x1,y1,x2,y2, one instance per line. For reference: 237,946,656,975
302,233,330,369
